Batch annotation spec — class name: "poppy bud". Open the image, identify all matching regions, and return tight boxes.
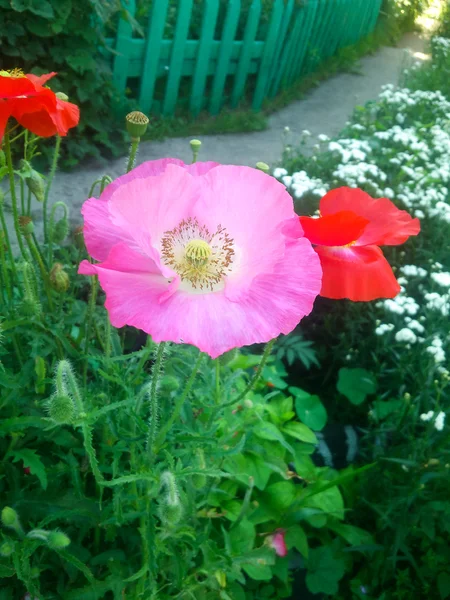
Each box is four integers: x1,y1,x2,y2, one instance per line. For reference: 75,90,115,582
214,570,227,588
126,111,149,139
255,162,270,174
1,506,19,528
73,225,85,250
48,394,75,424
50,263,70,293
25,169,45,203
159,471,183,526
47,531,71,549
0,541,14,557
52,217,69,243
160,375,180,393
192,449,206,490
19,216,34,235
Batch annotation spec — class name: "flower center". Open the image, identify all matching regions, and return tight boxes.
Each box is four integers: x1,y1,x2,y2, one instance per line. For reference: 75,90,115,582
161,217,234,292
0,68,25,78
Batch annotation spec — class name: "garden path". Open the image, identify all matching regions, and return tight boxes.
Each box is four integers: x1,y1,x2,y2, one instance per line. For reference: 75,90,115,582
10,32,427,246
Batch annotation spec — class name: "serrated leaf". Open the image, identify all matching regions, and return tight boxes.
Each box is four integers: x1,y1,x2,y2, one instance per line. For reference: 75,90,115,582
253,422,294,454
337,368,376,405
10,449,47,490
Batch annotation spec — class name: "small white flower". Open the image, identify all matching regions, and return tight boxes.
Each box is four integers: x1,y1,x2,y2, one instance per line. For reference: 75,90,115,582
420,411,434,422
431,272,450,288
395,328,417,344
435,411,446,431
273,168,288,179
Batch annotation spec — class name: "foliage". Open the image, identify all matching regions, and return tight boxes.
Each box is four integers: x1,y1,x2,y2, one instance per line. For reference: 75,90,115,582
277,30,450,598
0,0,129,168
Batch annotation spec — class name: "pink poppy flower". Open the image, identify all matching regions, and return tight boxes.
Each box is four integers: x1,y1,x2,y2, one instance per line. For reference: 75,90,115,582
268,529,288,557
79,159,322,358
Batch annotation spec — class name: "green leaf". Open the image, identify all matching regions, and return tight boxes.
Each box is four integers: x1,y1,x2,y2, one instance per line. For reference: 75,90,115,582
11,0,32,12
263,481,297,512
337,368,376,405
285,524,309,558
224,453,272,491
242,562,272,581
438,572,450,600
229,520,255,555
306,547,345,595
282,422,317,444
372,398,404,421
329,522,373,546
11,449,47,490
292,389,327,431
305,486,344,520
253,422,294,454
29,0,54,18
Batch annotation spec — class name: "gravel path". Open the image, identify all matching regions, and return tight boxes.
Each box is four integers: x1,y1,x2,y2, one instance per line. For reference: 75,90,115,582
7,32,427,246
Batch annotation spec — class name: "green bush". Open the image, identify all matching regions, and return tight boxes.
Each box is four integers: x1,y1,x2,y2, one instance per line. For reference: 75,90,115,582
276,32,450,598
0,0,129,168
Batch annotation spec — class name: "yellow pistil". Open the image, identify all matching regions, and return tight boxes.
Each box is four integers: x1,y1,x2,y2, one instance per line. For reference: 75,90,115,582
0,68,25,78
161,217,234,291
184,239,212,266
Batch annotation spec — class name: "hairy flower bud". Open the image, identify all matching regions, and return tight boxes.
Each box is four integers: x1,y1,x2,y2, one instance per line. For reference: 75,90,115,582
19,216,34,235
159,471,183,526
0,541,14,557
160,375,180,393
73,225,85,250
1,506,19,528
52,217,69,244
50,263,70,293
48,394,75,424
126,111,149,139
47,530,71,549
25,169,45,203
192,449,206,490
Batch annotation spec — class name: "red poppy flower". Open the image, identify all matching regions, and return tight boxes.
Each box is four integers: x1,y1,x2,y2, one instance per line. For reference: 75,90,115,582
0,70,79,139
299,187,420,301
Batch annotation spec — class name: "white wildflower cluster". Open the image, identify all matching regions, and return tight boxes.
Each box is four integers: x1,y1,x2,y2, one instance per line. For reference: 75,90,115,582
425,336,446,364
431,272,450,288
420,410,446,431
375,323,394,336
273,168,328,199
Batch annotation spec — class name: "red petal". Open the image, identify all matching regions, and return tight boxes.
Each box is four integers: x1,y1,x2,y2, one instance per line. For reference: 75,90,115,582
0,75,37,99
26,72,57,88
316,244,400,301
12,92,78,137
299,211,369,246
319,187,420,246
0,101,12,141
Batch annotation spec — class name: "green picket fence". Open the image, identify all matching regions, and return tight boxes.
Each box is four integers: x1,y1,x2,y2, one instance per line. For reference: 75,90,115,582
107,0,383,116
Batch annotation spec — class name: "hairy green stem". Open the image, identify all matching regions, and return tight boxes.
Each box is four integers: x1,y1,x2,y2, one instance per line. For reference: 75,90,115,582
146,342,167,460
126,138,140,173
0,198,18,285
83,274,98,387
4,132,26,258
48,200,69,266
132,335,153,383
43,135,62,243
25,234,54,311
0,233,12,304
156,352,204,449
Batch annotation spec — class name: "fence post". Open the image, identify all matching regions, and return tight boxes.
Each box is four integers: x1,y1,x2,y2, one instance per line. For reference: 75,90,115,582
190,0,220,116
231,0,262,108
138,0,170,114
267,0,295,98
112,0,136,99
252,0,284,110
209,0,241,115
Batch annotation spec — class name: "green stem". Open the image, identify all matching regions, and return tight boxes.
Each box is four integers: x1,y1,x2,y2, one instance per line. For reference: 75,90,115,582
26,188,31,216
215,359,221,404
48,200,68,266
83,275,98,387
126,138,140,173
43,136,62,243
105,316,112,361
0,199,18,285
0,233,12,304
25,234,54,311
146,342,167,460
156,352,204,449
20,178,25,215
4,132,27,258
210,339,276,417
132,335,153,384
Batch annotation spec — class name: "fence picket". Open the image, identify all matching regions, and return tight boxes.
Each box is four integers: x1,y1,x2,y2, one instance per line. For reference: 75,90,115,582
209,0,241,115
252,0,284,110
230,0,261,108
163,0,194,115
110,0,382,116
113,0,136,96
138,0,170,114
190,0,220,115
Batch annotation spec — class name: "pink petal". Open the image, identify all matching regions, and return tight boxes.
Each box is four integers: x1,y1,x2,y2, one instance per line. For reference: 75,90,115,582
194,166,300,296
271,531,288,557
80,236,321,358
100,158,219,203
